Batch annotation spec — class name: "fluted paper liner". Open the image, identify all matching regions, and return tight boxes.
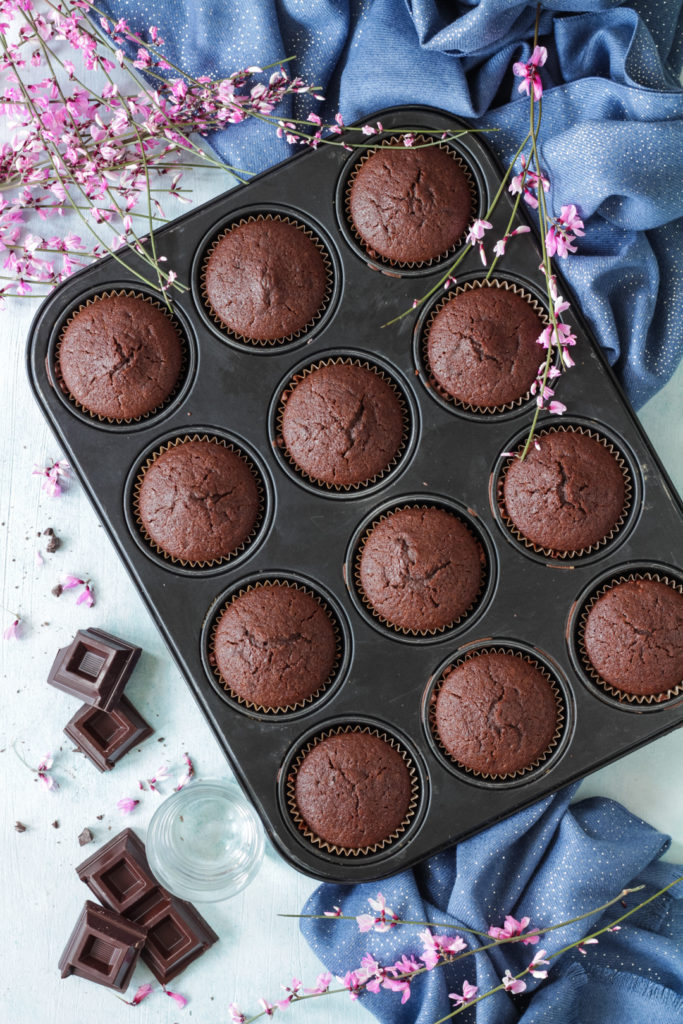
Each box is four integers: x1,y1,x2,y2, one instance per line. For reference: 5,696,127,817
285,724,420,857
421,279,551,414
132,434,264,568
497,425,633,559
199,213,333,346
207,578,343,714
577,572,683,705
353,502,486,636
275,356,410,491
55,289,187,424
428,647,565,781
344,136,478,269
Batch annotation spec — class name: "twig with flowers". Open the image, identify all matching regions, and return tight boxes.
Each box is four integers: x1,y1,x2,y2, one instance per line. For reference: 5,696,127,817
227,878,681,1022
388,4,584,459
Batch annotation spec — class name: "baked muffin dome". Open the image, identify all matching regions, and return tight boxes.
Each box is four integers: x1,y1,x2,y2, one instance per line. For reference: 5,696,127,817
348,145,472,264
203,217,328,341
136,439,260,563
280,362,405,487
58,293,183,420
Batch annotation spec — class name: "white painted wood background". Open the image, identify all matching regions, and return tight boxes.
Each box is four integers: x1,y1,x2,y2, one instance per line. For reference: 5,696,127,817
0,46,681,1024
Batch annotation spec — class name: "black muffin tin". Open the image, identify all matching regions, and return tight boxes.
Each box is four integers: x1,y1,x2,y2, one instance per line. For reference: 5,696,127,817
27,106,683,882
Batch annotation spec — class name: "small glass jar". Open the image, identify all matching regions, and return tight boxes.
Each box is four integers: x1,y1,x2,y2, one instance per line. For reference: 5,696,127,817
146,778,265,902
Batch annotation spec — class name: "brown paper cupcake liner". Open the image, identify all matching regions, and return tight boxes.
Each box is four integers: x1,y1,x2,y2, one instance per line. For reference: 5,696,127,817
577,572,683,705
199,214,333,346
285,724,420,857
275,356,410,491
55,290,188,425
496,426,633,559
344,136,478,269
429,647,565,780
353,503,486,636
131,434,264,568
207,579,343,714
421,279,551,414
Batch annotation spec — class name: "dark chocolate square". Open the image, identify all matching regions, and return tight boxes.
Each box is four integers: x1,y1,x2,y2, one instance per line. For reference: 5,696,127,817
77,830,157,914
47,628,141,710
65,695,153,772
59,901,146,992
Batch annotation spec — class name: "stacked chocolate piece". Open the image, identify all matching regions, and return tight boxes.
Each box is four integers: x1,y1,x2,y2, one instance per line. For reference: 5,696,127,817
60,828,218,990
47,627,152,770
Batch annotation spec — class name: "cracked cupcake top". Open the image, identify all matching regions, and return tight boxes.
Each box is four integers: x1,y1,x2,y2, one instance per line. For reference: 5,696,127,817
280,362,405,487
213,582,337,709
348,145,472,264
203,217,328,341
136,439,260,563
358,506,484,632
434,651,559,776
58,294,183,420
583,578,683,696
502,431,626,553
294,732,413,849
427,287,545,407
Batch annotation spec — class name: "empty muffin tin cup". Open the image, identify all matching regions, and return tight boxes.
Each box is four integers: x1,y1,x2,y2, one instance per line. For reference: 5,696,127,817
146,779,265,902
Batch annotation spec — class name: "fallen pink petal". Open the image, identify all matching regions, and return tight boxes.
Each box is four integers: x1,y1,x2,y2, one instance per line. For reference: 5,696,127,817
117,797,140,815
165,989,187,1008
3,617,21,640
128,982,153,1005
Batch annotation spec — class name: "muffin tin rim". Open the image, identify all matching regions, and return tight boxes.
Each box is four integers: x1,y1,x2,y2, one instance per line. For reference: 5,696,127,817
344,491,498,644
190,203,343,354
199,569,353,720
123,425,276,577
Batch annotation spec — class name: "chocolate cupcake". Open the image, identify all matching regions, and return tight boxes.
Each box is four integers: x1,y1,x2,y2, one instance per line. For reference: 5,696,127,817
211,582,338,711
202,216,329,342
135,438,260,565
502,429,628,555
291,729,415,852
426,284,546,409
347,142,473,265
581,577,683,700
279,360,406,488
357,506,485,633
434,650,561,777
57,293,183,421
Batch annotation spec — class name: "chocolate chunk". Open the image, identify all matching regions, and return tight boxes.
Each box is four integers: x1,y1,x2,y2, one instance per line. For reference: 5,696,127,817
51,584,63,598
77,828,217,984
59,900,146,991
14,821,27,833
47,628,141,710
52,820,60,829
78,828,94,846
65,695,153,772
44,527,61,553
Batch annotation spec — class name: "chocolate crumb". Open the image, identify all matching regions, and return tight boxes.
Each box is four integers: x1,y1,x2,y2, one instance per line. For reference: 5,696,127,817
46,530,61,553
78,827,94,846
51,820,60,829
51,583,63,598
96,814,104,821
14,821,27,833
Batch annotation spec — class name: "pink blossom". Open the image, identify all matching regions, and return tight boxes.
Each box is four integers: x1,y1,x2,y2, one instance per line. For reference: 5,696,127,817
33,458,69,497
528,949,550,979
577,937,599,955
37,753,58,792
258,998,275,1016
493,237,507,258
175,752,195,791
356,893,398,933
419,929,467,969
339,971,363,1000
61,575,83,590
383,975,411,1003
509,155,549,209
117,797,139,814
502,970,527,994
164,989,187,1008
546,206,585,258
548,399,566,415
75,582,95,607
277,978,302,1010
465,219,492,267
403,133,415,147
323,906,342,918
513,45,547,101
488,914,539,945
3,617,21,640
304,972,332,995
229,1005,246,1024
127,983,153,1005
449,980,479,1007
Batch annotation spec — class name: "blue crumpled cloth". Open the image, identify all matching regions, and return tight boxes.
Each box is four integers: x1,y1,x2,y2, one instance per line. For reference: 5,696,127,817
96,0,683,407
301,785,683,1024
